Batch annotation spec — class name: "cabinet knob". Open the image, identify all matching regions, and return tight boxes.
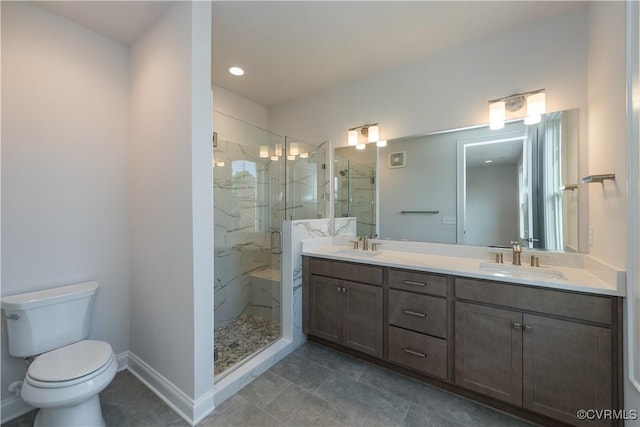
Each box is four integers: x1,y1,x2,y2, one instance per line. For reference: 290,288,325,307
512,322,522,330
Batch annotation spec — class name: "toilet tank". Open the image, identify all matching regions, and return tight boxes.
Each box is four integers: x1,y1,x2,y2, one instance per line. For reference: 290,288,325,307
1,282,98,357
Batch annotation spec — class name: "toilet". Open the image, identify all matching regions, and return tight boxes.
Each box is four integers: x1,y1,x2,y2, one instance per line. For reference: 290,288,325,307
1,281,117,427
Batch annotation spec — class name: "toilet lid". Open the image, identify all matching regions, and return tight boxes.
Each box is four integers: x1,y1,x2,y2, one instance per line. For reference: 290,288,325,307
28,340,113,382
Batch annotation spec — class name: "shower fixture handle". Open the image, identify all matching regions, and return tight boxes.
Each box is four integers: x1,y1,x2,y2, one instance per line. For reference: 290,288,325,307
271,230,282,255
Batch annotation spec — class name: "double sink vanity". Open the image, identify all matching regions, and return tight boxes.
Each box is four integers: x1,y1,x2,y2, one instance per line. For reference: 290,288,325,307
302,239,625,426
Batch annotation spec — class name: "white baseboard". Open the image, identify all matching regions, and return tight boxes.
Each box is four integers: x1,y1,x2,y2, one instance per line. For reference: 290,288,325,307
116,351,129,371
1,395,34,424
127,351,214,426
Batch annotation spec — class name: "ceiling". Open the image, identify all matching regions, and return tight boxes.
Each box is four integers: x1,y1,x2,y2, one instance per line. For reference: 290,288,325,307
34,1,586,108
466,138,523,168
35,1,171,45
212,1,586,108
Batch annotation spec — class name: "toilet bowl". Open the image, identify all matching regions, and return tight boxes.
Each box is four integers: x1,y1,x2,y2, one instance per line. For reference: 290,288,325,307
21,340,118,427
1,282,117,427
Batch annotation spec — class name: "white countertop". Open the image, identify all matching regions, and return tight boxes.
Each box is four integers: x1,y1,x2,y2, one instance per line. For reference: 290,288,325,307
302,244,625,297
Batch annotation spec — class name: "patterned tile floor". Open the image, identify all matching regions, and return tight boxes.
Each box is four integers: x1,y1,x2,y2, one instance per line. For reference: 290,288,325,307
214,313,280,376
3,342,536,427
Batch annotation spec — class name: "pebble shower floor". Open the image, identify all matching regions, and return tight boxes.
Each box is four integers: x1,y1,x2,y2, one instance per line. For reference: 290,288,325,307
214,313,280,376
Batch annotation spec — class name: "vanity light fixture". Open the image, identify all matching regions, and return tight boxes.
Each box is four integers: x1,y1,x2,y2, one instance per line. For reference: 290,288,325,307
488,89,546,129
275,144,283,157
259,145,269,158
347,123,381,148
489,101,506,130
287,155,296,161
300,152,309,159
289,143,299,156
377,140,387,148
348,130,358,146
368,125,379,143
270,155,279,161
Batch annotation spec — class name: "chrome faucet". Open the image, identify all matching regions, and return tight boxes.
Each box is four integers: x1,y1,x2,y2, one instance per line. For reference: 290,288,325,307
359,235,368,251
510,241,522,266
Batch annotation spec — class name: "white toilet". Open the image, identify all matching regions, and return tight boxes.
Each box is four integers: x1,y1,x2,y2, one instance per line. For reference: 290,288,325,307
1,281,117,427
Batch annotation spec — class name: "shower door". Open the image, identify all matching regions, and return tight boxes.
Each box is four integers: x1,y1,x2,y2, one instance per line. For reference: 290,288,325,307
212,112,284,378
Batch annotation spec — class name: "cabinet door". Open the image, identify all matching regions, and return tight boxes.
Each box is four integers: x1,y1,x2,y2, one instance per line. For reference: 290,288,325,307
522,314,612,426
455,301,523,406
308,275,343,344
342,280,383,357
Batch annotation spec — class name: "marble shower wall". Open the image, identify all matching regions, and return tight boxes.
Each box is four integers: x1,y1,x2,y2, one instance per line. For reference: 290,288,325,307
284,219,333,347
284,139,328,221
214,138,280,328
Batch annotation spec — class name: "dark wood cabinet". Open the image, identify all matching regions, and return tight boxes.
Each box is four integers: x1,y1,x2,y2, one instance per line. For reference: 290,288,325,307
304,257,383,358
522,314,612,426
308,275,343,343
454,301,523,406
342,280,383,356
455,278,618,426
303,257,622,427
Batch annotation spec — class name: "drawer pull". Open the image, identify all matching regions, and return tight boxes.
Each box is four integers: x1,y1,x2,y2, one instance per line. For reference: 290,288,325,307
403,348,426,358
403,280,427,287
403,309,427,318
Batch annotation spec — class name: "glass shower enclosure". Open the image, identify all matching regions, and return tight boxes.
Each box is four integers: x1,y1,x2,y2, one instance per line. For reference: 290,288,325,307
212,111,284,378
212,112,326,379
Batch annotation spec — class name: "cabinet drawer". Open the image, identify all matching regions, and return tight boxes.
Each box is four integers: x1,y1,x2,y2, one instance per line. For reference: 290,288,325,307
388,269,447,296
388,326,447,380
309,257,382,286
455,278,612,324
389,290,447,338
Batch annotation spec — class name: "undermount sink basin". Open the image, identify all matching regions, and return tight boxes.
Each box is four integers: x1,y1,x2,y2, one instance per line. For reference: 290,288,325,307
334,248,381,257
479,263,565,281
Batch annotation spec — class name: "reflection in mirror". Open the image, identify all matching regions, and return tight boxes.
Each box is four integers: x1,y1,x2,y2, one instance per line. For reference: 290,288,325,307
337,109,579,252
334,145,376,236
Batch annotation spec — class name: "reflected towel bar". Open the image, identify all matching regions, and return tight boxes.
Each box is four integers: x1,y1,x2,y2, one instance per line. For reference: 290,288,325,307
560,184,578,191
581,173,615,183
400,210,439,214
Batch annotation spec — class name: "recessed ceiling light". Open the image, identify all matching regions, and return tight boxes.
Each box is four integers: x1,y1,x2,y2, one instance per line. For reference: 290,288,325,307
485,160,493,163
228,66,244,76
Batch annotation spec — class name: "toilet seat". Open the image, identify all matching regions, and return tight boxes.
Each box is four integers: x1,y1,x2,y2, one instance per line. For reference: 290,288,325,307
21,340,117,410
26,340,115,389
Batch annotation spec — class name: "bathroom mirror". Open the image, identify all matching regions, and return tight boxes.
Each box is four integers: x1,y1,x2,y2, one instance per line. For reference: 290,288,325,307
335,108,579,252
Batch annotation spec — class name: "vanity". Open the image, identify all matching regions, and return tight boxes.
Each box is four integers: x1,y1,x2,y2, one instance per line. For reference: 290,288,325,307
302,243,625,427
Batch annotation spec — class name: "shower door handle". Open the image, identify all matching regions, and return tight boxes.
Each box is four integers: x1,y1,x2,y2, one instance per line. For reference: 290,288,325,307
271,230,282,255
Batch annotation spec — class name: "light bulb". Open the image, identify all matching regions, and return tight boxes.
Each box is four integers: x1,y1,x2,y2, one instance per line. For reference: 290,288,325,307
228,66,244,76
259,145,269,158
527,92,546,117
489,101,505,130
524,114,541,125
368,125,379,143
348,130,358,146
